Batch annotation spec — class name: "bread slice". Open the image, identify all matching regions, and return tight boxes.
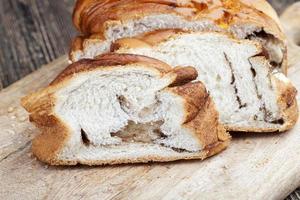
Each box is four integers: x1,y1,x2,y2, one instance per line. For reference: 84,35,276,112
111,30,298,132
21,53,230,165
70,0,287,73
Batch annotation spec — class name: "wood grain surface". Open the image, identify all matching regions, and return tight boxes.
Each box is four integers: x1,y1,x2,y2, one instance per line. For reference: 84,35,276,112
0,57,300,199
0,0,76,89
0,0,300,199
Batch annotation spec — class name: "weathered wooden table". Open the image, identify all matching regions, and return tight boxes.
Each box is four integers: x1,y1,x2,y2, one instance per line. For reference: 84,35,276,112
0,1,299,199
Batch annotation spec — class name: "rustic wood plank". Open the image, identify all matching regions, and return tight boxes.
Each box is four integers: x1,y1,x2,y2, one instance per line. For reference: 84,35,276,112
0,12,299,200
0,1,300,199
0,56,67,161
0,0,76,89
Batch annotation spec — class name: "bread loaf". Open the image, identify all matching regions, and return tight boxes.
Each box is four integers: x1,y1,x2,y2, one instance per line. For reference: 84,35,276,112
70,0,287,73
21,54,230,165
111,30,298,132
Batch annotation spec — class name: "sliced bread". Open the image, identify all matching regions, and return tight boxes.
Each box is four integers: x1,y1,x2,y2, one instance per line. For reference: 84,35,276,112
21,53,230,165
70,0,287,73
111,30,298,132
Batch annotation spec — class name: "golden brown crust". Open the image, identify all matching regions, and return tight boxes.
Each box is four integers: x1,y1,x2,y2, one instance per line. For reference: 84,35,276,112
22,53,229,165
31,119,71,165
45,140,230,166
168,66,198,87
21,91,71,164
110,38,151,53
70,0,287,72
111,29,207,50
138,29,184,45
72,0,283,38
71,0,285,45
52,53,172,85
38,140,229,166
241,0,282,29
168,81,229,147
169,81,209,124
274,74,299,132
108,29,184,53
70,36,84,55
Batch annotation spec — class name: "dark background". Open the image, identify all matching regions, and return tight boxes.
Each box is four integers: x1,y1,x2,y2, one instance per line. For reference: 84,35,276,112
0,1,299,199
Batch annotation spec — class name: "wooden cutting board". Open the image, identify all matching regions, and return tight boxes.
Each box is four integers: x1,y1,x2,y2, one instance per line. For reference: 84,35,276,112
1,4,300,200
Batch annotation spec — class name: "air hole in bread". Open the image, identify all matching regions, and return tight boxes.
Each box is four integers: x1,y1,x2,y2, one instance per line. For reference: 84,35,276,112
248,59,262,102
117,95,131,113
224,52,247,109
216,74,221,82
139,99,162,118
153,128,168,139
111,120,165,143
236,95,247,109
270,61,278,67
270,118,284,125
250,67,256,77
81,129,90,146
253,115,258,120
171,147,190,153
259,104,282,124
246,30,284,69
